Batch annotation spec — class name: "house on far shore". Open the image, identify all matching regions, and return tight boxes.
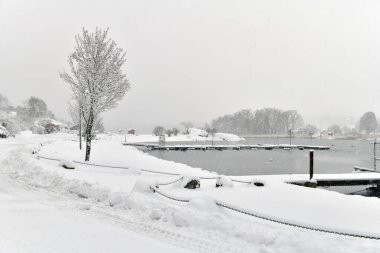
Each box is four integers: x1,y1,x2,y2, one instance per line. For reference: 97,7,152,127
31,119,66,134
70,124,79,131
45,122,60,134
128,129,135,135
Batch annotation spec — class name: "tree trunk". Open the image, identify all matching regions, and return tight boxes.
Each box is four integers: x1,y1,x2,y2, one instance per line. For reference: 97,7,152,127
84,109,94,161
85,135,91,161
79,106,82,150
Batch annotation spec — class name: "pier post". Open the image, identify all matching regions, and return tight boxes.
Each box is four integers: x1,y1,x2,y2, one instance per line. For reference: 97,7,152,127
374,139,377,172
309,150,314,180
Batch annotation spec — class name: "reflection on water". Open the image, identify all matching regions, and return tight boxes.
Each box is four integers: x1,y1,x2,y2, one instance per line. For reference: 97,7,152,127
144,137,378,196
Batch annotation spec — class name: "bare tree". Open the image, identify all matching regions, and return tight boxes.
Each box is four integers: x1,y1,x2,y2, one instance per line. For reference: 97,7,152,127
24,96,49,120
0,94,11,112
327,124,342,135
300,124,319,135
60,28,130,161
153,126,165,136
211,108,304,135
171,127,179,136
181,121,193,134
68,101,84,149
282,110,304,132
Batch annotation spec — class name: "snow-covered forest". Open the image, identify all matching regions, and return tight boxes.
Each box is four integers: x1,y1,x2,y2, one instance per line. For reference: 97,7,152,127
210,108,379,137
211,108,304,135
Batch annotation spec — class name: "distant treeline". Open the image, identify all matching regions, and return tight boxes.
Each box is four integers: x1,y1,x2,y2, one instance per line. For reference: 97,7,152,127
0,94,55,134
211,108,304,135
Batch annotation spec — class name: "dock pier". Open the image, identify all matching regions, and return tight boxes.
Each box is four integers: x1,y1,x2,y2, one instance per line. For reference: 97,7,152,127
122,143,331,151
287,173,380,187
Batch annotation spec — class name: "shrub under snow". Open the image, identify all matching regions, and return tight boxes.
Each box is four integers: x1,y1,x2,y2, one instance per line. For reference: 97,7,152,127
216,175,233,188
180,175,200,189
132,178,158,194
58,159,76,169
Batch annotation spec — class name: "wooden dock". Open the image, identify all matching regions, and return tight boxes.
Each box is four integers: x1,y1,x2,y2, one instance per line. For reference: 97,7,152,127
123,143,330,151
286,173,380,187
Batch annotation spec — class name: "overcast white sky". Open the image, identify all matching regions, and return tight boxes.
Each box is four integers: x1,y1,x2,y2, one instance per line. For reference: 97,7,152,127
0,0,379,132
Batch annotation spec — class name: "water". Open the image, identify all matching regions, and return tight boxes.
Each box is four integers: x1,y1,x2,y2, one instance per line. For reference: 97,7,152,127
144,137,379,196
145,137,374,176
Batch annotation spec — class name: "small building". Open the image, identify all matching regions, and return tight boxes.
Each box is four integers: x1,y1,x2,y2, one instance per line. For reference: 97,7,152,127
127,129,135,135
45,122,60,134
70,124,80,131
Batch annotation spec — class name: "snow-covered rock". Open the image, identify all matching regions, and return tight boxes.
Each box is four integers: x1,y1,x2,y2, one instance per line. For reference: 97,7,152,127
216,175,233,188
58,159,76,169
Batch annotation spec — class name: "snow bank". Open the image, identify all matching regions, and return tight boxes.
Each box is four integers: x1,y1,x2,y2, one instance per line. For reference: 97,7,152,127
1,147,131,205
19,130,33,136
39,139,216,178
188,196,221,213
188,128,245,141
132,178,158,194
214,132,244,141
188,128,208,137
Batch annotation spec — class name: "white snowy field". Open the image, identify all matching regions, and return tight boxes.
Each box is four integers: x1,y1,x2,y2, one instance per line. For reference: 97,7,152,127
0,132,380,252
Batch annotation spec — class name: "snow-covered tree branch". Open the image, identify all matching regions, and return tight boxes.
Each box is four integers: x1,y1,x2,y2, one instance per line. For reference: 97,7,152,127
60,28,130,161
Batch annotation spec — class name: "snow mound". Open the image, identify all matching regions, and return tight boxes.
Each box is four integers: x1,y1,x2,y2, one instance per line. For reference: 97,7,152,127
1,147,123,203
108,192,133,208
214,133,244,141
58,159,76,169
132,178,158,194
188,196,221,213
19,130,33,136
188,128,208,137
149,208,163,220
188,128,244,141
216,176,233,187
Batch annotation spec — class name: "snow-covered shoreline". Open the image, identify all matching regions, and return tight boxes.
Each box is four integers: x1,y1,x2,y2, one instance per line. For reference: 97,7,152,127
1,133,380,252
120,128,244,143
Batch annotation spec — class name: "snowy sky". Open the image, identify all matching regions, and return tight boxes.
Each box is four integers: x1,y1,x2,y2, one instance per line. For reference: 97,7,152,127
0,0,379,132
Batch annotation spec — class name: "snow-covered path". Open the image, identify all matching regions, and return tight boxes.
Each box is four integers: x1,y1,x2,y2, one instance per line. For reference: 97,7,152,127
0,177,193,253
0,141,194,253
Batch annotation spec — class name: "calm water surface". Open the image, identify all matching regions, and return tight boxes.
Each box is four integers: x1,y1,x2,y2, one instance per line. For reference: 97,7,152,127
145,137,374,176
144,137,379,196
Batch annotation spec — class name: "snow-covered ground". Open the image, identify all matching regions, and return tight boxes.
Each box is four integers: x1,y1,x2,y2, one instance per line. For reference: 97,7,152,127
0,133,380,252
